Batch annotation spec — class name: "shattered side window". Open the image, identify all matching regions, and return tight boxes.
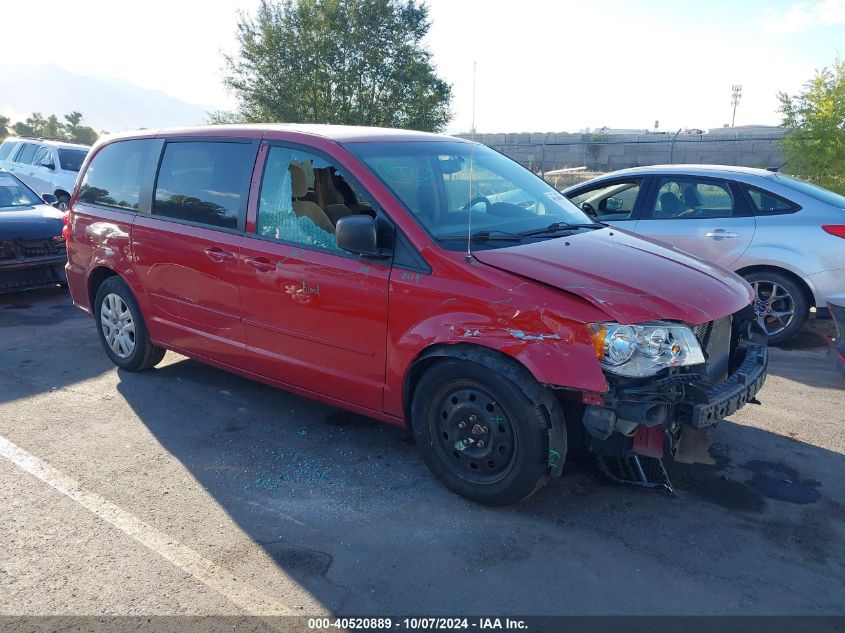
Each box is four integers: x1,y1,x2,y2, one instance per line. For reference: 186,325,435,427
257,146,360,253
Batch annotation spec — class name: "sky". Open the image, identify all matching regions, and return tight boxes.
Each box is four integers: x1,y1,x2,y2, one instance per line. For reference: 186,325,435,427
1,0,843,134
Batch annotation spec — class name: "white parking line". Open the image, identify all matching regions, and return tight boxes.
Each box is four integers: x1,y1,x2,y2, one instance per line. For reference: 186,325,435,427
0,435,294,616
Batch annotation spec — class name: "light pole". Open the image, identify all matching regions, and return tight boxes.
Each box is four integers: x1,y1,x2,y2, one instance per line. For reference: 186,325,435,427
731,84,742,127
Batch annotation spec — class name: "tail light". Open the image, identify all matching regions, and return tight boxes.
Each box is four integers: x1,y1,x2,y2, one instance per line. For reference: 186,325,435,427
62,210,71,245
822,225,845,238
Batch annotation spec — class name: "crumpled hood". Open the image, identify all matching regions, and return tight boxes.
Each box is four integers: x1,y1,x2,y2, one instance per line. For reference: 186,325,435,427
473,228,754,325
0,205,64,241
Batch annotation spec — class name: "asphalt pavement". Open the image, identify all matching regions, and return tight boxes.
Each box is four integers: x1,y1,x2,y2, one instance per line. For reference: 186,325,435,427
1,287,843,616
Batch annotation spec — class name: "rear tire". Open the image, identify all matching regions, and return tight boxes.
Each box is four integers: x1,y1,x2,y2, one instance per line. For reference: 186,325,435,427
94,276,165,371
742,270,808,345
411,359,553,505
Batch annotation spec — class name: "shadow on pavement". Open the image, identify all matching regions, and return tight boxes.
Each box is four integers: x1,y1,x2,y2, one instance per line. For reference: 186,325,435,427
0,286,114,405
114,352,845,615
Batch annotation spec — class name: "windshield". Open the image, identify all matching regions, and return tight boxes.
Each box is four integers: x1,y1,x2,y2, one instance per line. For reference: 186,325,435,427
58,148,88,172
771,174,845,208
0,172,41,209
348,141,594,249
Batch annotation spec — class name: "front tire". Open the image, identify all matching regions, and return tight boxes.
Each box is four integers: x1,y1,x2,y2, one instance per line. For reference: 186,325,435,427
743,270,808,345
94,276,165,371
411,359,554,505
56,194,70,211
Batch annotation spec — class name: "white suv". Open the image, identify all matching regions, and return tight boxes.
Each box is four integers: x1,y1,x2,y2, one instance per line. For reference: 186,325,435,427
0,138,90,209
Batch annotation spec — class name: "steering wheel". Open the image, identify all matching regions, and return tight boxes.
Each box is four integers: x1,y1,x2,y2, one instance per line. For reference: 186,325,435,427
462,195,491,211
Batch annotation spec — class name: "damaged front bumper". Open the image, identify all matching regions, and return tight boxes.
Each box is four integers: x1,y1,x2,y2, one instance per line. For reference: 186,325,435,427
680,344,768,427
580,341,768,490
583,343,768,440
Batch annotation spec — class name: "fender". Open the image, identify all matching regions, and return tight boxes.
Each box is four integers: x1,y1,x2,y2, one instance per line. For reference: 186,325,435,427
383,298,610,425
734,244,829,305
75,216,147,316
737,242,830,274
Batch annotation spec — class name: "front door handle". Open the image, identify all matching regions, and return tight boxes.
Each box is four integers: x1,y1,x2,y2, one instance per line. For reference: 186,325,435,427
705,229,738,238
203,247,236,263
244,255,276,272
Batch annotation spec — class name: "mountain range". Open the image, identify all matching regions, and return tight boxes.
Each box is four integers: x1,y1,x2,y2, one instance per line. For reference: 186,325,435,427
0,64,214,133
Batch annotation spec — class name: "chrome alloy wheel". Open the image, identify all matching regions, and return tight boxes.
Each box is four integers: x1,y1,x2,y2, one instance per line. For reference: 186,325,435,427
752,280,796,337
100,293,136,358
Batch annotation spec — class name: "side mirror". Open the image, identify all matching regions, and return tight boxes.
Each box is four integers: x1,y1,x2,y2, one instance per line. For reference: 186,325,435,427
41,161,55,170
336,215,383,257
41,193,58,206
605,197,623,211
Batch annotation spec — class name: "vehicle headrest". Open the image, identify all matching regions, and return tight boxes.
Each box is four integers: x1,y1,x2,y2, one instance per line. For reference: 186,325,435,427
289,163,308,198
659,191,683,215
682,185,703,208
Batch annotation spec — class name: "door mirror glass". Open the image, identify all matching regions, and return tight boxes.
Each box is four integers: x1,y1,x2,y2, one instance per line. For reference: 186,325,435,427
605,197,623,211
336,215,380,256
41,193,58,205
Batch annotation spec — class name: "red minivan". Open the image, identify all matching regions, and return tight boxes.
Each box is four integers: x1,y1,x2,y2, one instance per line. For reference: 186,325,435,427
65,125,768,505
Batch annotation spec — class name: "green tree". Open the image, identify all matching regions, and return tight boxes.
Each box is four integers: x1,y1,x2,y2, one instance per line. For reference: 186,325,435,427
221,0,452,131
63,111,99,145
8,111,99,144
12,112,47,138
778,58,845,194
0,115,9,140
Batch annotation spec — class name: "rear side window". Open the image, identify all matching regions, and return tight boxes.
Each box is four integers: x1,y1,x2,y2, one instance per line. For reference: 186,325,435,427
58,148,88,172
14,143,39,164
153,141,253,230
743,185,800,215
79,139,159,211
0,141,19,161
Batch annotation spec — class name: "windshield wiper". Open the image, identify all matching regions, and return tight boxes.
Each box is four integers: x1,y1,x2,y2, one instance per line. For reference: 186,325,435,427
436,230,523,243
518,222,605,237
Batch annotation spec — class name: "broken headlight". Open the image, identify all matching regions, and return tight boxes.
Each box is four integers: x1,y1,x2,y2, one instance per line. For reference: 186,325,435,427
589,321,705,377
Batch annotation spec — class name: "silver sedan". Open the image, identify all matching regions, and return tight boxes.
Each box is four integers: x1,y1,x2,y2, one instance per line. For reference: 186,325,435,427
563,165,845,344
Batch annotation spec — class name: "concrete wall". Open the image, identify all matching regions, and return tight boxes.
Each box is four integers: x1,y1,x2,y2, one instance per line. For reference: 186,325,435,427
456,127,786,173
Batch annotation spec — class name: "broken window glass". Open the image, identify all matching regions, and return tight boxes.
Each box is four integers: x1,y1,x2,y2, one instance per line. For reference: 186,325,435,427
257,147,343,253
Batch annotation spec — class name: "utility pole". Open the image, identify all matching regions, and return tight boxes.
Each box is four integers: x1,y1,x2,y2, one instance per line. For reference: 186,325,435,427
731,84,742,127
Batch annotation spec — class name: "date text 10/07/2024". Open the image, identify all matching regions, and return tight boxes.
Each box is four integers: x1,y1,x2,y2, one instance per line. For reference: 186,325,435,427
307,618,529,630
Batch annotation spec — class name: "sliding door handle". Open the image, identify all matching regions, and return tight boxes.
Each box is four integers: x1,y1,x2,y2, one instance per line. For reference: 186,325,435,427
244,256,276,272
203,247,236,263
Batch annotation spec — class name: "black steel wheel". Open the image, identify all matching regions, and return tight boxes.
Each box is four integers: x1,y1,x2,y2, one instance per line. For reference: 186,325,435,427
411,358,554,505
431,385,517,485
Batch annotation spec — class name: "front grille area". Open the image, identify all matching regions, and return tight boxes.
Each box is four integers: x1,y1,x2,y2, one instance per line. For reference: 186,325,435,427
693,315,733,385
0,238,65,261
0,264,64,291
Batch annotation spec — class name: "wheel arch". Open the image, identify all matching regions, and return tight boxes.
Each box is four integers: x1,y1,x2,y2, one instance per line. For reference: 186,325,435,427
404,342,568,477
87,266,120,312
735,264,816,308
